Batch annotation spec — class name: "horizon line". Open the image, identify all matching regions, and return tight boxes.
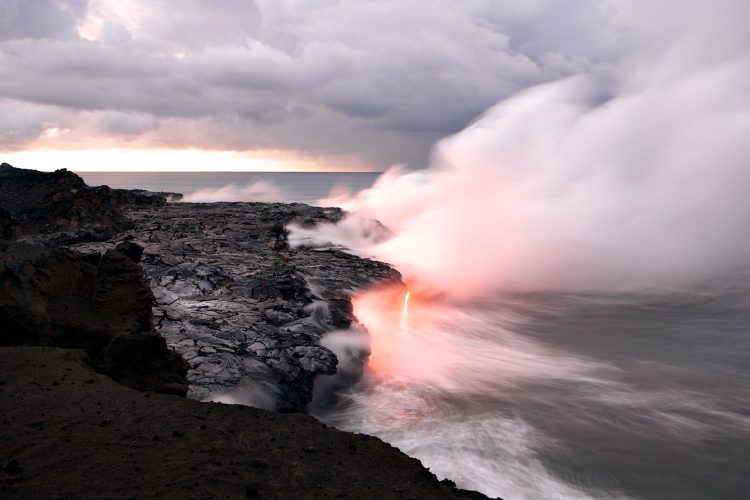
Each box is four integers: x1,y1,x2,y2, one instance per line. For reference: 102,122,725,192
72,170,385,174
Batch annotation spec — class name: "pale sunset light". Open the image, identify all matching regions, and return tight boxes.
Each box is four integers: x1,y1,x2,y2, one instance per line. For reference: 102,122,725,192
2,148,361,173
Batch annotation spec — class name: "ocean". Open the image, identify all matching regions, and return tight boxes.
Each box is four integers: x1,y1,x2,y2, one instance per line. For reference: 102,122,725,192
79,171,750,499
313,286,750,499
77,171,381,204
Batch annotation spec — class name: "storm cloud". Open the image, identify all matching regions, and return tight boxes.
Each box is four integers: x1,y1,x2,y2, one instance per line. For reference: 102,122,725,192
0,0,626,169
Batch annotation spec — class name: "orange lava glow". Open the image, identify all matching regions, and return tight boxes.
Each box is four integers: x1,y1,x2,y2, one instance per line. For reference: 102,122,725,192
353,286,404,375
353,285,451,379
401,290,411,330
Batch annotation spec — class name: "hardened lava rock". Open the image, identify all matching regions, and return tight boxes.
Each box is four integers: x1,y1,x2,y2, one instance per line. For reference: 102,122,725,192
73,201,402,412
0,163,403,412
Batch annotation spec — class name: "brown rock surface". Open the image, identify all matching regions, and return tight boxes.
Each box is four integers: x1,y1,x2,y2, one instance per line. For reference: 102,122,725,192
0,241,186,393
0,346,490,500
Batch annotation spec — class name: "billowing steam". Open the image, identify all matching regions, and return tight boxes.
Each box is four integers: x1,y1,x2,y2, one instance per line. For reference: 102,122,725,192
183,180,287,202
291,1,750,299
299,4,750,498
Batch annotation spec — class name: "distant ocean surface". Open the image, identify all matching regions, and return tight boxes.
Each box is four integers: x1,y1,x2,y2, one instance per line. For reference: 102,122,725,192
77,171,382,204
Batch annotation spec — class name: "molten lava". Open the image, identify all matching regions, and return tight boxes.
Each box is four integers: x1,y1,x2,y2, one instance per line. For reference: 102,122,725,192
401,290,411,331
353,285,455,378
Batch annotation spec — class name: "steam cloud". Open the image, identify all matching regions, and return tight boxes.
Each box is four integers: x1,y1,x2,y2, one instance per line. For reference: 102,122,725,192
182,180,287,203
291,1,750,299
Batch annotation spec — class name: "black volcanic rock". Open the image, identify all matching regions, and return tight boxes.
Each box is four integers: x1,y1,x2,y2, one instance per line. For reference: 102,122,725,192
0,164,402,411
0,164,401,410
0,241,187,393
0,163,132,244
92,185,171,206
115,240,144,263
0,163,178,245
72,202,402,412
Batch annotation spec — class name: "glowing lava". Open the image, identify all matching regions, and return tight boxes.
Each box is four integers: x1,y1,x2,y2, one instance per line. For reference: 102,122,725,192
401,290,411,331
353,286,455,379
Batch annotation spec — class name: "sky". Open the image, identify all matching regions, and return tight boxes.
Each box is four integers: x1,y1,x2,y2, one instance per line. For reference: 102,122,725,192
0,0,629,172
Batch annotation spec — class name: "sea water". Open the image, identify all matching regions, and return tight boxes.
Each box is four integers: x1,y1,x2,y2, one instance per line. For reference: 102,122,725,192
77,171,381,204
79,171,750,499
314,286,750,499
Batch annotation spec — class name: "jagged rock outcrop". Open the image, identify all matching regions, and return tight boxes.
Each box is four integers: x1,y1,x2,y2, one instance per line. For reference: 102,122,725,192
73,202,402,412
0,241,187,394
0,163,175,245
0,163,133,245
0,163,187,393
1,163,402,411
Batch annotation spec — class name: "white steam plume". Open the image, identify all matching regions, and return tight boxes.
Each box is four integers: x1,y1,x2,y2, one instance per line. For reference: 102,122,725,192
292,1,750,299
182,180,287,202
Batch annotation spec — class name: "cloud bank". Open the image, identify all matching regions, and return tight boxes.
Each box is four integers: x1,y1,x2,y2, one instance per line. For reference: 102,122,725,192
1,0,624,169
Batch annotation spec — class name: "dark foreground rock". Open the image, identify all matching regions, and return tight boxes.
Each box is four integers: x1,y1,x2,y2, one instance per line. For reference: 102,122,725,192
0,241,187,394
0,346,490,500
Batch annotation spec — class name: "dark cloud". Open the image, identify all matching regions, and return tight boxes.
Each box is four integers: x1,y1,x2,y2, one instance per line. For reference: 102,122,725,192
463,0,624,61
0,0,87,41
0,0,626,168
139,0,261,50
96,111,159,136
0,99,68,147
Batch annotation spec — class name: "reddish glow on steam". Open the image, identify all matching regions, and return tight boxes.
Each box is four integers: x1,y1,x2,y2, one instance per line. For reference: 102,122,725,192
401,290,411,331
353,286,459,382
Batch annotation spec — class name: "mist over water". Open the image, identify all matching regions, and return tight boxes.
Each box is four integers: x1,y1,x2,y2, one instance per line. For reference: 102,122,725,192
313,287,750,499
296,2,750,498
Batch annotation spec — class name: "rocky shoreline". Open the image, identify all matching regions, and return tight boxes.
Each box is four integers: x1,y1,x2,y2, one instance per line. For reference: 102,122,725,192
0,164,492,499
71,200,401,412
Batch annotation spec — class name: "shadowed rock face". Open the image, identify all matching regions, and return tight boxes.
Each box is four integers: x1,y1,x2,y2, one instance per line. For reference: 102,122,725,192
0,163,402,411
0,163,188,394
0,163,172,245
0,241,187,394
0,163,133,245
